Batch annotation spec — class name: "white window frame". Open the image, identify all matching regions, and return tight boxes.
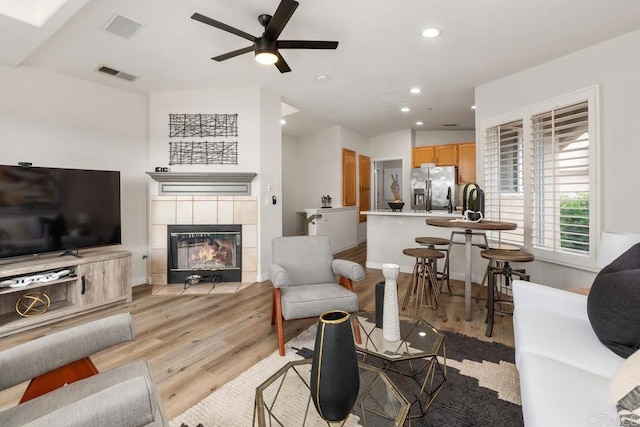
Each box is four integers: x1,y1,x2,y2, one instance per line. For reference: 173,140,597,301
479,86,601,271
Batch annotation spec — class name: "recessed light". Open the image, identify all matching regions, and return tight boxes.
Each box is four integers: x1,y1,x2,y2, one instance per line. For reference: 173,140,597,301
418,331,427,337
416,121,424,126
401,107,410,113
422,28,442,38
471,105,476,110
280,119,287,125
315,73,329,83
410,87,421,94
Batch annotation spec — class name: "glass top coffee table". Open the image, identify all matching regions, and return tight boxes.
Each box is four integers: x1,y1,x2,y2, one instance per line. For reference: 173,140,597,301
353,312,447,420
254,359,409,426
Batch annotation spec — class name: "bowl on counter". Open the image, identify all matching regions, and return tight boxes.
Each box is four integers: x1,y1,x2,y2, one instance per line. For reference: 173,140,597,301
388,202,405,212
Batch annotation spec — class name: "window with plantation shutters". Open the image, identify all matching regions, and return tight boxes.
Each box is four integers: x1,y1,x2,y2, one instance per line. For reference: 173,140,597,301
531,101,590,255
480,87,599,270
483,120,525,245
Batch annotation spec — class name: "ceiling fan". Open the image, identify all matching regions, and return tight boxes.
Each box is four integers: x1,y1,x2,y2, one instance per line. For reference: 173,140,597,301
191,0,338,73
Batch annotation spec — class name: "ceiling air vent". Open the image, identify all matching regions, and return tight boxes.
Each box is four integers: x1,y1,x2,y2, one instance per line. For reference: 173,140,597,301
103,14,143,39
96,65,138,82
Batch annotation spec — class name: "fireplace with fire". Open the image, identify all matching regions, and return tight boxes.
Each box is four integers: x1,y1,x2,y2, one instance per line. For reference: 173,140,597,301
167,224,242,283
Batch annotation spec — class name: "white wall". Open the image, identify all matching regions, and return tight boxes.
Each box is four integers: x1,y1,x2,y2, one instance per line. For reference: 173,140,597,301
258,88,283,280
369,130,412,204
0,64,149,284
148,85,282,281
475,28,640,288
292,126,341,210
282,133,298,236
148,87,260,174
414,130,476,147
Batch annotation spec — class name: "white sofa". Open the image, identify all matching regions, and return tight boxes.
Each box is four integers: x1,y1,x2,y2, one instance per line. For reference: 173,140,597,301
512,279,623,427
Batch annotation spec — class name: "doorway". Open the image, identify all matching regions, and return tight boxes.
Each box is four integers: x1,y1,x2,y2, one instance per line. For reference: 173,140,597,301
373,158,403,210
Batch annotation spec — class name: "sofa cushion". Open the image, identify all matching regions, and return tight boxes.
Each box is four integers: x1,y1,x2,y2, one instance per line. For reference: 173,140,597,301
612,350,640,426
514,304,623,378
518,352,616,427
587,243,640,358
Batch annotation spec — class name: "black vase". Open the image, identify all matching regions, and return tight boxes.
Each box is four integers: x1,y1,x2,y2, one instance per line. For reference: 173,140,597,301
310,310,360,422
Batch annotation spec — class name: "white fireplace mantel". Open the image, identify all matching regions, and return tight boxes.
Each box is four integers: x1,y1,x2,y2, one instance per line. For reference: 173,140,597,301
146,172,257,196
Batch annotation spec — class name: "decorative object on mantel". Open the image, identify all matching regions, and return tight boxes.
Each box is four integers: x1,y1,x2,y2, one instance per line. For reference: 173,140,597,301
16,291,51,317
169,114,238,137
310,310,360,422
382,263,401,341
321,195,332,208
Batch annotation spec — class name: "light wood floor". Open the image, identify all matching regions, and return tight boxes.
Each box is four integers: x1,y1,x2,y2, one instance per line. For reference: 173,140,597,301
0,243,514,419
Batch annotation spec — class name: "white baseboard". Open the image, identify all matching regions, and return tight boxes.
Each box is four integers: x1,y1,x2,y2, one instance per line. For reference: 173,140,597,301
332,242,358,254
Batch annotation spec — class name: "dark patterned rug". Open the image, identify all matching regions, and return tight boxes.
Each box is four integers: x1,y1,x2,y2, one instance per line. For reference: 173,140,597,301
171,326,523,427
295,330,523,427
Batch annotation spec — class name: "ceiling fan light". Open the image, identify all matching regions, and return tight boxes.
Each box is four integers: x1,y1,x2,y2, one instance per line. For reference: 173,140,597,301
255,37,278,65
255,51,278,64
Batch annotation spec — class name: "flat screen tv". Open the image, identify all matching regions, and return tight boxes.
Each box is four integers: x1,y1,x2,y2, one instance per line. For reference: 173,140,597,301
0,164,121,260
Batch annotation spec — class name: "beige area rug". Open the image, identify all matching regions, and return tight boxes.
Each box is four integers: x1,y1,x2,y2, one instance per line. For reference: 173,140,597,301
151,282,256,296
170,322,522,427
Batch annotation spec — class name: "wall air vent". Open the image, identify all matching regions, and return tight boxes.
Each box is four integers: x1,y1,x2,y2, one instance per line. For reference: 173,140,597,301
103,14,143,39
96,65,138,82
442,123,458,127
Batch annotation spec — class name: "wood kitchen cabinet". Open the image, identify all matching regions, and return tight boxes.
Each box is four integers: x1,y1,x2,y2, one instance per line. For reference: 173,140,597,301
413,142,475,182
413,144,458,167
457,142,476,184
412,146,435,168
435,145,458,166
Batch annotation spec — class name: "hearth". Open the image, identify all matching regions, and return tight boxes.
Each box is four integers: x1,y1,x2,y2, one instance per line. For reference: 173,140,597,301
167,224,242,284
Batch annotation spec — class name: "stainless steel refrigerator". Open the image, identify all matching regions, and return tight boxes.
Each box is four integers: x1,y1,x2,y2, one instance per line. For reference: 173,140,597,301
410,166,456,210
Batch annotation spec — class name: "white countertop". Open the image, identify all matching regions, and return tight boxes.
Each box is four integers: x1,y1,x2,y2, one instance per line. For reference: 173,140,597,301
362,209,463,218
304,206,358,214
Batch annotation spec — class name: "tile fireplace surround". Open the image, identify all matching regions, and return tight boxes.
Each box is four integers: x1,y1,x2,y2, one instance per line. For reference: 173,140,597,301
149,195,258,285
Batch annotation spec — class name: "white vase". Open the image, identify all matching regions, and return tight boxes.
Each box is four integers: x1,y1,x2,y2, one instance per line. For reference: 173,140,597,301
381,263,401,342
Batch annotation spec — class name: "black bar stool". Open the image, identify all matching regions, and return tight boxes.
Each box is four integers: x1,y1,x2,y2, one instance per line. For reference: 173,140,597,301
415,236,451,293
401,248,447,322
480,249,534,337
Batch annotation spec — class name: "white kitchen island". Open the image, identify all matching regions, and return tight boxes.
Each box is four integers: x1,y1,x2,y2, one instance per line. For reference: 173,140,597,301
362,209,490,285
306,206,358,254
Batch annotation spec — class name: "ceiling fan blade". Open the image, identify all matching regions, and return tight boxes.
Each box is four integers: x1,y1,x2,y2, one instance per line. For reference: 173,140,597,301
275,52,292,73
191,13,256,42
264,0,299,40
278,40,339,50
212,46,254,62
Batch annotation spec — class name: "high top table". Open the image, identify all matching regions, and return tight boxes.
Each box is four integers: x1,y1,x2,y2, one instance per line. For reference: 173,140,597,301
426,218,517,321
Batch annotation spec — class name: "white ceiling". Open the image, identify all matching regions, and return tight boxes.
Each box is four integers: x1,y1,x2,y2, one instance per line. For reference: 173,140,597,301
2,0,640,138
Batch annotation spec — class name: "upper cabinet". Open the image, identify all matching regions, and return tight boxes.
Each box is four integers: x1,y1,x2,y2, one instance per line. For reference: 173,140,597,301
412,146,435,168
412,142,476,183
434,145,458,166
457,142,476,184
